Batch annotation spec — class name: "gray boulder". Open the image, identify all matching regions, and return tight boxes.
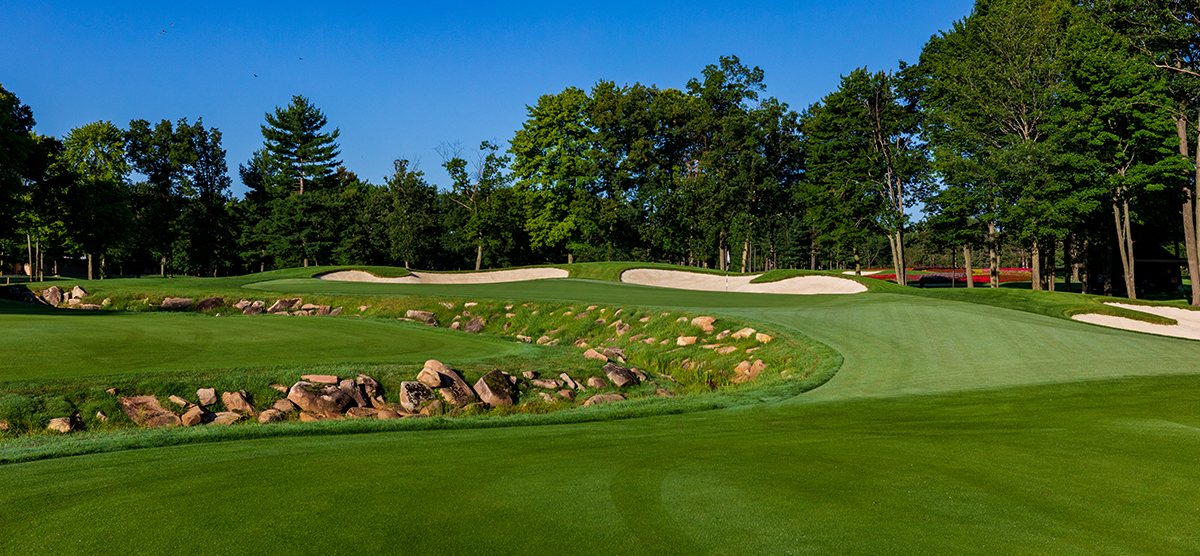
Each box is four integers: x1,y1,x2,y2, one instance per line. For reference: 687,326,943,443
398,381,436,412
196,297,224,311
71,285,87,299
197,388,217,406
465,316,486,333
601,362,640,388
160,297,194,310
47,417,73,433
41,286,63,306
242,305,264,315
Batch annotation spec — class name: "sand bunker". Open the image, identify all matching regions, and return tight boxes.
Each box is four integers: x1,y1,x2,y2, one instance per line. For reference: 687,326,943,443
319,268,568,284
842,270,882,276
1072,302,1200,341
620,269,867,295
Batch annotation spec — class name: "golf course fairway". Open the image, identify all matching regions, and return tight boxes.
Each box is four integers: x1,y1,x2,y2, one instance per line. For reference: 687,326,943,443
2,275,1198,555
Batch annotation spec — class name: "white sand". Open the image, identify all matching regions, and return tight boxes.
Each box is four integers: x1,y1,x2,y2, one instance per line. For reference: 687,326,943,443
842,270,882,276
318,268,568,284
1072,302,1200,341
620,269,867,295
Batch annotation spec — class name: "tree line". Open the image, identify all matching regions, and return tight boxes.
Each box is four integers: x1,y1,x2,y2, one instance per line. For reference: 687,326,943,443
2,0,1198,303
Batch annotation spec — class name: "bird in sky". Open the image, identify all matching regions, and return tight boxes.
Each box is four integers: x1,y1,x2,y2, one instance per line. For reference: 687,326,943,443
254,74,258,77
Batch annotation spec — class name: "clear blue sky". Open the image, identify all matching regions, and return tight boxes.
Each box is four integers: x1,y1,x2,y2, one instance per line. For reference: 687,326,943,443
2,1,974,197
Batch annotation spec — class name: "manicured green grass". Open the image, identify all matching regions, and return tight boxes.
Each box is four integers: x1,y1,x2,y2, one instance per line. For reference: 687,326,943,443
4,271,1200,554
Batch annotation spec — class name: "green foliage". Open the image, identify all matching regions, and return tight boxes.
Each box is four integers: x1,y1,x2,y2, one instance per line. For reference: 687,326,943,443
259,95,341,196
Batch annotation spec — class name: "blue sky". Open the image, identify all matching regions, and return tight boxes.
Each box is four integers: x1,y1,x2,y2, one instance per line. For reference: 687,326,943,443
2,1,974,196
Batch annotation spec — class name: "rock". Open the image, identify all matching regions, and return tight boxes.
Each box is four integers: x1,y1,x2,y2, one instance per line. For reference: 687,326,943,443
602,347,626,362
439,302,455,309
292,310,310,316
559,373,581,390
639,316,651,322
676,316,688,322
583,394,625,406
0,420,8,431
47,417,73,433
211,412,241,425
539,392,555,402
119,395,181,427
732,359,766,384
574,338,589,348
105,387,118,395
289,298,304,310
516,335,532,343
755,333,773,343
161,297,194,310
465,316,486,333
583,349,608,362
716,346,738,355
358,305,371,312
299,411,324,422
197,388,217,406
233,299,251,309
68,298,81,306
691,316,716,333
337,379,366,407
71,285,87,299
418,361,477,406
168,395,189,406
242,305,264,315
288,382,342,416
95,411,108,423
301,374,339,384
558,389,576,400
221,391,257,415
196,297,224,311
78,304,101,310
376,409,402,420
464,302,478,308
181,406,205,426
406,309,435,321
356,374,387,408
631,369,647,381
677,336,697,346
746,347,760,354
536,335,552,345
656,388,676,397
420,400,445,416
273,398,296,412
473,370,515,406
302,303,321,310
602,362,640,388
615,323,632,336
531,378,563,389
317,305,331,316
417,367,443,388
731,327,756,340
331,307,343,316
586,376,608,389
522,371,538,379
716,329,732,339
346,407,380,419
41,286,63,306
267,299,293,313
398,381,436,412
504,372,518,385
450,321,461,330
270,384,288,393
317,385,355,413
258,409,282,423
102,298,110,306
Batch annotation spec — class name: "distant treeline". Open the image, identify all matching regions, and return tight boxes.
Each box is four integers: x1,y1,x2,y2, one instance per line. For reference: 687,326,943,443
1,0,1198,301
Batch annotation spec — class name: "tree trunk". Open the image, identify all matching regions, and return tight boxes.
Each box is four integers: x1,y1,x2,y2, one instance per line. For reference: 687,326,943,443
87,254,93,281
1104,231,1114,296
1081,238,1092,295
567,253,574,265
951,247,956,288
100,255,106,280
1114,198,1137,299
303,258,309,267
1048,240,1056,292
988,221,999,288
964,245,974,289
854,246,861,276
160,255,166,277
1064,235,1074,293
741,234,749,273
35,236,41,282
1175,116,1200,305
475,244,483,271
25,233,32,279
889,229,906,286
1031,240,1042,291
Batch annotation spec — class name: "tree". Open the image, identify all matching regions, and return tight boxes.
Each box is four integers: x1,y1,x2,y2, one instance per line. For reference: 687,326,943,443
0,83,36,241
803,67,928,284
440,141,517,270
385,159,438,268
61,121,133,279
260,95,341,196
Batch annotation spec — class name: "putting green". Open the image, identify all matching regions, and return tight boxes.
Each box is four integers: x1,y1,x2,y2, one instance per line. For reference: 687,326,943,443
3,278,1200,554
0,303,523,381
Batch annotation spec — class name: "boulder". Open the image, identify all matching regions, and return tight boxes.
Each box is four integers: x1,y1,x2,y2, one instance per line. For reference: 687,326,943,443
105,387,118,395
450,322,461,330
301,374,338,384
583,349,608,362
473,370,515,407
359,305,371,312
586,376,608,389
299,411,324,422
356,374,387,408
68,298,81,306
559,373,581,390
71,285,88,299
242,305,264,315
716,329,732,340
583,394,625,407
221,391,257,416
195,297,224,311
119,395,181,427
331,307,343,316
656,388,676,397
273,398,296,412
615,323,632,336
602,362,640,388
317,384,355,413
731,327,756,340
439,302,455,309
346,407,380,419
270,384,288,393
406,309,435,321
95,411,108,423
417,360,450,387
211,412,241,425
755,333,773,343
291,310,310,316
317,305,331,316
716,346,738,355
288,382,342,416
516,335,532,343
420,400,445,416
47,417,73,433
302,303,321,310
258,409,282,424
676,336,697,346
233,299,251,309
340,378,367,408
535,335,552,345
78,304,101,310
41,286,63,306
465,316,486,333
558,389,576,400
181,406,206,426
289,298,304,310
531,378,563,389
398,381,436,412
376,409,402,420
168,395,189,406
602,347,626,362
160,297,194,310
197,388,217,406
267,299,293,313
691,316,716,334
522,371,538,379
0,419,8,431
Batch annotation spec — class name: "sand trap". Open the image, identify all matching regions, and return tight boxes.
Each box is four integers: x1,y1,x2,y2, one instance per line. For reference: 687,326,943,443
319,268,568,284
620,269,867,295
842,270,882,276
1072,302,1200,341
